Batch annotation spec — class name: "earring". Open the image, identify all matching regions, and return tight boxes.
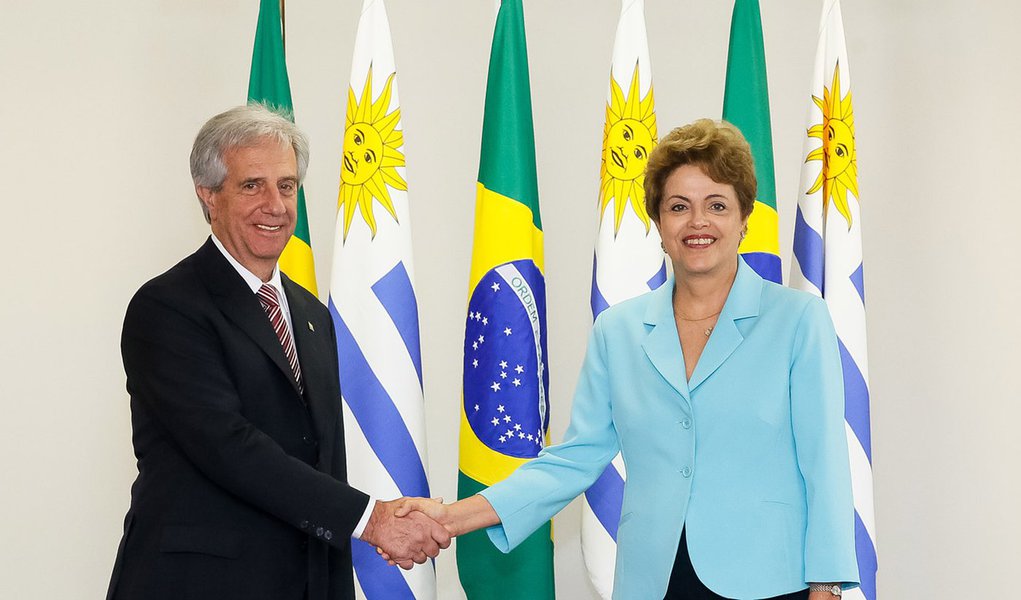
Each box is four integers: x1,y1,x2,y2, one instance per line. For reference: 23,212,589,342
661,241,667,253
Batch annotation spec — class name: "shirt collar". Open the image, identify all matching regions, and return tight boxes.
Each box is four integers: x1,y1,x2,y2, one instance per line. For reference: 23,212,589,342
210,234,284,296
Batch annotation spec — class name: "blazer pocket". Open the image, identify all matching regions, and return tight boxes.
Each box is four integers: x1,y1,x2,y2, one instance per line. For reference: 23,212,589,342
759,501,796,570
159,524,244,559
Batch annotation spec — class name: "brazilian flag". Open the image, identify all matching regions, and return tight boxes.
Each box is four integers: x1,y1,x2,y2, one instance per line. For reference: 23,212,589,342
456,1,555,598
723,0,782,283
248,0,318,295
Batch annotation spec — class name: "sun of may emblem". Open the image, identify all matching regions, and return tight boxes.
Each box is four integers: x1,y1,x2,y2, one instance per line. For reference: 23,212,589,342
338,66,407,241
805,61,859,229
600,64,657,235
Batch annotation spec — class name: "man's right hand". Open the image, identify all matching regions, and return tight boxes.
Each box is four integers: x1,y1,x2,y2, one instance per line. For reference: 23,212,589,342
376,494,502,565
359,499,451,570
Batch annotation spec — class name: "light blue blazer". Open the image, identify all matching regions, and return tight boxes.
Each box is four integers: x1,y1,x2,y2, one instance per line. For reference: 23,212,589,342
480,258,859,599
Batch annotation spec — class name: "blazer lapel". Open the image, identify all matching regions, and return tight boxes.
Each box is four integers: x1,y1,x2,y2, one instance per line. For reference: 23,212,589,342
641,281,691,404
195,238,303,397
283,277,339,449
687,258,763,392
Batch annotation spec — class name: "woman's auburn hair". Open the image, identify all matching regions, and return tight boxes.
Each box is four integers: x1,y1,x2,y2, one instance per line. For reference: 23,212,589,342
643,119,757,221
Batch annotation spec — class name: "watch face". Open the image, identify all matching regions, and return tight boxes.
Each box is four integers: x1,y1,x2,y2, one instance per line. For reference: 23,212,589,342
830,585,842,596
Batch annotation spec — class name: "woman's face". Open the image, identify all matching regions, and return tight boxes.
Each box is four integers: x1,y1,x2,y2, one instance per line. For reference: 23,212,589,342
656,164,748,279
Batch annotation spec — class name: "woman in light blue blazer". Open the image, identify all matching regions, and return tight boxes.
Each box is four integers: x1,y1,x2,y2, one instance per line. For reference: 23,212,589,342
396,120,859,599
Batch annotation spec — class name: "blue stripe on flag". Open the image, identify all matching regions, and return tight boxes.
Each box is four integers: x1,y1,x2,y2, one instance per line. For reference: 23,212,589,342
371,262,423,387
590,255,610,318
329,299,430,498
740,252,782,284
647,260,667,290
850,262,866,304
853,510,878,600
584,463,624,542
792,206,824,293
351,539,416,599
838,339,872,461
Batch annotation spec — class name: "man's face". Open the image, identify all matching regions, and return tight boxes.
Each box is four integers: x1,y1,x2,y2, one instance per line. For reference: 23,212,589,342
198,138,298,281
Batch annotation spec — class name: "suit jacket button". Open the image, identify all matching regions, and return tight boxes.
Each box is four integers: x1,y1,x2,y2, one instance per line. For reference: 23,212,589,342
324,530,333,541
300,520,309,529
680,466,692,478
316,526,324,537
302,435,315,445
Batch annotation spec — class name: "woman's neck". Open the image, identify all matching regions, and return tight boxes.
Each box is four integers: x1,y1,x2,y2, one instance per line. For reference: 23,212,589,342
672,261,739,317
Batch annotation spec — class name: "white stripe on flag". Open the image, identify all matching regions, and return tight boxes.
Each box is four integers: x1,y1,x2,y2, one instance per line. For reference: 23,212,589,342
791,2,877,597
331,1,434,599
582,2,663,598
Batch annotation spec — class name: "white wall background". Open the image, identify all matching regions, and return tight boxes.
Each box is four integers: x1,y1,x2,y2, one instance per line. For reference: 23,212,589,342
2,1,1018,598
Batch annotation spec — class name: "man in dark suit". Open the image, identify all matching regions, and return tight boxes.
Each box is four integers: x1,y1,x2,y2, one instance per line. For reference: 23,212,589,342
107,105,448,600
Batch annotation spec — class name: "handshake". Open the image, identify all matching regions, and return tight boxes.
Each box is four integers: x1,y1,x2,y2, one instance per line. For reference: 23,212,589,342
358,495,498,570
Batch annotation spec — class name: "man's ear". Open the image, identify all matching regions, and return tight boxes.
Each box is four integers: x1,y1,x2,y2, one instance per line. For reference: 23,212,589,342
196,186,216,218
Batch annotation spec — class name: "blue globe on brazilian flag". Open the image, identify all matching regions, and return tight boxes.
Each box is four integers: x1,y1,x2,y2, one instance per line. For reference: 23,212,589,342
463,260,549,459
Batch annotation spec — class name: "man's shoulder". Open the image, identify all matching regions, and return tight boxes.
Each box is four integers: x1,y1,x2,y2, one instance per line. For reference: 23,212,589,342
133,243,209,295
125,241,223,321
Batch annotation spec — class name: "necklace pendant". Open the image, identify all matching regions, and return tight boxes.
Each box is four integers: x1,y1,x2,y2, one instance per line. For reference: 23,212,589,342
704,327,713,338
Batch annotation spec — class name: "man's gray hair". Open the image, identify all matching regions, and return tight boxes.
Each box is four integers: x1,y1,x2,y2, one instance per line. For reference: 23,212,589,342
190,103,310,223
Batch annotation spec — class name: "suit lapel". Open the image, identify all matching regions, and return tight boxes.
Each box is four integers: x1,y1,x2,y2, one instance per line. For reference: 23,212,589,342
687,259,762,392
641,281,691,404
283,276,339,450
195,238,303,397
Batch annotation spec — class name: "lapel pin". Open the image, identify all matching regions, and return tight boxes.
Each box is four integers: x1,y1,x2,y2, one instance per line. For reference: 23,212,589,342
308,321,315,332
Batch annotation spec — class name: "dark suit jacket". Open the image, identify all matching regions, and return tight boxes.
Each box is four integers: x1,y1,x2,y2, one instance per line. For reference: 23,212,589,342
107,238,369,600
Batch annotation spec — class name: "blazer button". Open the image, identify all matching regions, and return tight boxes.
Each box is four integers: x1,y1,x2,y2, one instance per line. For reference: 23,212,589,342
316,526,324,537
324,530,333,541
302,435,315,446
680,466,692,478
680,418,692,429
300,520,309,530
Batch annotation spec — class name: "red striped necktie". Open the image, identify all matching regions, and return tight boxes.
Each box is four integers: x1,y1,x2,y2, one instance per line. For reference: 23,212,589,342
257,283,305,396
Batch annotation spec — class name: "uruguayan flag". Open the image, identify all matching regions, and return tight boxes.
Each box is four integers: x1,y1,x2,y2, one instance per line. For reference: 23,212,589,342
583,1,665,597
789,2,877,598
329,1,434,598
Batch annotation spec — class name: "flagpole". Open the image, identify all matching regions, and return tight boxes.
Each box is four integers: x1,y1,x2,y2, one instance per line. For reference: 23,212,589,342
279,0,286,53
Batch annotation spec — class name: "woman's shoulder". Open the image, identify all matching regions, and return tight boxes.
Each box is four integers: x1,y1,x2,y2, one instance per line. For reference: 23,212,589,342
593,286,663,328
759,279,825,311
756,280,836,340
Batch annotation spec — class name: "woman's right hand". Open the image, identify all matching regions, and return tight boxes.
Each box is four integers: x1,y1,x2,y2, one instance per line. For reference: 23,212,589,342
394,497,453,533
379,494,501,565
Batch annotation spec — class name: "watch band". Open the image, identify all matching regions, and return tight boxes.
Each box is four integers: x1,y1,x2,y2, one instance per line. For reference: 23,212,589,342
808,583,842,596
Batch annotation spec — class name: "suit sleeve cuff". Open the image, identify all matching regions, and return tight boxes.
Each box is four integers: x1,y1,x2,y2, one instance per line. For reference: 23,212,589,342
350,495,376,539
